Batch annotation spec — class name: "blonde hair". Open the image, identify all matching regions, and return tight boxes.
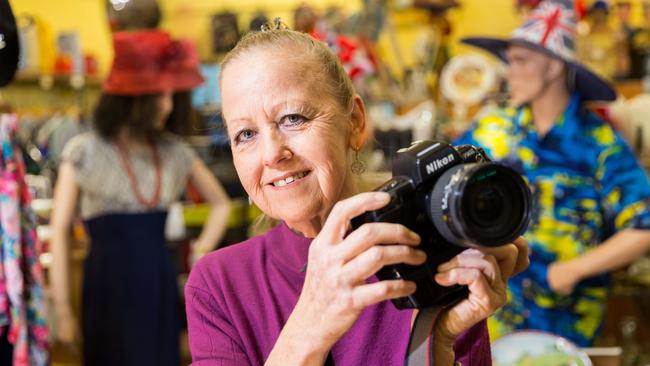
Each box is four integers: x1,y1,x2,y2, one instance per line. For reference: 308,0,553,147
220,28,355,111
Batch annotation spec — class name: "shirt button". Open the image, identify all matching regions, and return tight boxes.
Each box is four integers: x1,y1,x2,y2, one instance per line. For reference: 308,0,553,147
522,279,532,288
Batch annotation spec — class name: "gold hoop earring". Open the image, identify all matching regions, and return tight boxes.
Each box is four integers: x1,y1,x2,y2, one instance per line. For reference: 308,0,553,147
351,146,366,175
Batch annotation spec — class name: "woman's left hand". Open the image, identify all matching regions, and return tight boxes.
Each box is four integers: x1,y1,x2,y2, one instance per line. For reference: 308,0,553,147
433,238,527,343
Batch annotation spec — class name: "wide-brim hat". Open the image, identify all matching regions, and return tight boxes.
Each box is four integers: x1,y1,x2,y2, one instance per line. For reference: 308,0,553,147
462,0,616,102
166,39,204,92
0,0,19,87
103,30,175,95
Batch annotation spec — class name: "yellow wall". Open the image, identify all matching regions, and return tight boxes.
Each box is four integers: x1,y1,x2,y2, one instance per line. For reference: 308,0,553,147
160,0,362,61
8,0,650,76
447,0,650,53
376,0,520,78
10,0,113,75
9,0,361,75
380,0,650,75
449,0,521,54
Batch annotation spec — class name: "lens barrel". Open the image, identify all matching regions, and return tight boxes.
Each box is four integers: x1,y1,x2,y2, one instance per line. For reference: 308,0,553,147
428,163,531,247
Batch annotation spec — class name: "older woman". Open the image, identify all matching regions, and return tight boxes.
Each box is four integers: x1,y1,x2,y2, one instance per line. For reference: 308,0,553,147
185,25,527,365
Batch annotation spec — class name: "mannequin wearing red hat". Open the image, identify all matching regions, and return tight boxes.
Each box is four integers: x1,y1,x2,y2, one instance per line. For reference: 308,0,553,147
49,30,231,365
457,0,650,346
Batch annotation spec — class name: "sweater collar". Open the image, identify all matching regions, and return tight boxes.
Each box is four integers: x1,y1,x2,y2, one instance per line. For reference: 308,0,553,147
270,221,312,275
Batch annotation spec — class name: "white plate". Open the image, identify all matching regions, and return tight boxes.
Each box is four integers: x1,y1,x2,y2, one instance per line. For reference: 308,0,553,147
492,330,593,366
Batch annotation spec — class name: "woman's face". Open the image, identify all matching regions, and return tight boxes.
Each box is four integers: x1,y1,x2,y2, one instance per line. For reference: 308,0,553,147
221,49,363,235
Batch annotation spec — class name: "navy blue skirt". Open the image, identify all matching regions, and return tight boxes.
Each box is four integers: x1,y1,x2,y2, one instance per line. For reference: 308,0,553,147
82,211,179,366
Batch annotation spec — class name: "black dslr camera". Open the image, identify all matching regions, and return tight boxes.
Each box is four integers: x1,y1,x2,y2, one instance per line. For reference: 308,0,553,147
351,140,531,309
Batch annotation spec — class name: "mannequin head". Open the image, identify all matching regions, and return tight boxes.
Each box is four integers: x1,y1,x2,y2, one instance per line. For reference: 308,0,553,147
505,45,568,105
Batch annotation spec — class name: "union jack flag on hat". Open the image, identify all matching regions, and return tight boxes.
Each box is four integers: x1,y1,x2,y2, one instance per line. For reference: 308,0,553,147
512,0,577,61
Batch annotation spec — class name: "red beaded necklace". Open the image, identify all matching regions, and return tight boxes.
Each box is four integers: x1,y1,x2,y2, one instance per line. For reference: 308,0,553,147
114,139,162,208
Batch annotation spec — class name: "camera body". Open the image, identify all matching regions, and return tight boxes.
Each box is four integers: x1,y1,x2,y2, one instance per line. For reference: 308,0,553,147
351,140,531,309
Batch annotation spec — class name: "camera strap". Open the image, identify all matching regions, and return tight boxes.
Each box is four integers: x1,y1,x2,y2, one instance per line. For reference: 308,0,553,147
404,306,443,366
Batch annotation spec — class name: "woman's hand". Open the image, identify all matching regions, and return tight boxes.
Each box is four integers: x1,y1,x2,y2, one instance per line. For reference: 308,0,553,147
271,192,426,363
433,238,527,343
511,236,529,277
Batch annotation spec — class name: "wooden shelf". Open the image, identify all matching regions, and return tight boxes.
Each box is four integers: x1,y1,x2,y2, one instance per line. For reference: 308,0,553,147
13,72,102,89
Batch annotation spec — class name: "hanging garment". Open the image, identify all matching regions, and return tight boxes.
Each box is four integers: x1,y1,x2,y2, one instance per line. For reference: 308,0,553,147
0,113,49,365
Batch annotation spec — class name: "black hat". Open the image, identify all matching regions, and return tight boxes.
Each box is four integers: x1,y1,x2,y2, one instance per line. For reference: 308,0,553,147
462,0,616,102
0,0,19,87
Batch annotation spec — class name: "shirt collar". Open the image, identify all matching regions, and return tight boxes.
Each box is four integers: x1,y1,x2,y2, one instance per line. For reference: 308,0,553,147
514,93,582,139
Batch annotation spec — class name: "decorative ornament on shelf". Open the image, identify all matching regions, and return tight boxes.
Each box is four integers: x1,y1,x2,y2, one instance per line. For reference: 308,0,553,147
439,53,498,131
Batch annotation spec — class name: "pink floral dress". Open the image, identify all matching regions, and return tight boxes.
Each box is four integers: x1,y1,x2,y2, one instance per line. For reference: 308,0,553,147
0,114,48,365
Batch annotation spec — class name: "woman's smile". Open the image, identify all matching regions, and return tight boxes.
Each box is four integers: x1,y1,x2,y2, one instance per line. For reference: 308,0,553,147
267,170,311,188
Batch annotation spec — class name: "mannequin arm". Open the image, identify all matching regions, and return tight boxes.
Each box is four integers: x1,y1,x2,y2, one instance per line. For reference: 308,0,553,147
188,158,232,257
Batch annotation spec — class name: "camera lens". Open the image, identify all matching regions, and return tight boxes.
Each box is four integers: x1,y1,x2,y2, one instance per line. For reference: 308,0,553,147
466,183,506,228
428,163,531,247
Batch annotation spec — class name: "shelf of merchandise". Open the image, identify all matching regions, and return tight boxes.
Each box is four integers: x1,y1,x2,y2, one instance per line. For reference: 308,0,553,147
12,72,102,89
1,72,102,118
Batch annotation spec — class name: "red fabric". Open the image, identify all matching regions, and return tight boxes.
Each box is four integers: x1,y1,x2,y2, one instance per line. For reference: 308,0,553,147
166,39,205,92
104,30,204,95
575,0,586,19
539,7,561,45
337,36,357,63
103,30,174,95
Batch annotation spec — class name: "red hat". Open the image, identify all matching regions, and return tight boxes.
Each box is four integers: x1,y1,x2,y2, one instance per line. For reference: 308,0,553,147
103,30,174,95
166,39,204,92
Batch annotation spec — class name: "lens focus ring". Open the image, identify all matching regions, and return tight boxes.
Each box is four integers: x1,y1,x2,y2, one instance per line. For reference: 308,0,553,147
427,163,531,247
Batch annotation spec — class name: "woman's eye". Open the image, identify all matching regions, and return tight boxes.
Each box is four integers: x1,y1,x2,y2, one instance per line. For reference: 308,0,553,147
234,129,256,144
281,114,307,126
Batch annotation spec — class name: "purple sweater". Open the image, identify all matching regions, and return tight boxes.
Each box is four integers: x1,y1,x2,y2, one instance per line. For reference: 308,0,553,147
185,222,491,365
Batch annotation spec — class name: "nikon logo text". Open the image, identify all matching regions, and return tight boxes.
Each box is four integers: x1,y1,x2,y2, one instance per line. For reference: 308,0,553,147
425,154,455,175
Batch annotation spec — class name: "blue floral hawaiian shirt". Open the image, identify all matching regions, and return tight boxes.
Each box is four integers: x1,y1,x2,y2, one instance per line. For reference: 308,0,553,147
455,94,650,346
